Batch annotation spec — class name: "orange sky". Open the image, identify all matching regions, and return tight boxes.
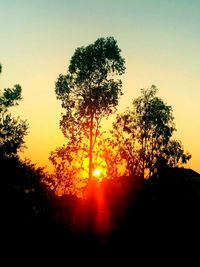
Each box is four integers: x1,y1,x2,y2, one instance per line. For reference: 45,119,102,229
1,0,200,173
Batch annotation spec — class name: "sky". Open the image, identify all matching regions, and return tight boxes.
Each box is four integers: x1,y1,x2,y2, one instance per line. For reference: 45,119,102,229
0,0,200,172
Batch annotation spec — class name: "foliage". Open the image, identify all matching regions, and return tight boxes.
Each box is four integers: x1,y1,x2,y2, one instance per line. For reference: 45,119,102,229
112,85,191,178
49,37,125,195
47,134,127,196
48,142,89,197
0,64,28,158
2,156,46,205
163,140,191,167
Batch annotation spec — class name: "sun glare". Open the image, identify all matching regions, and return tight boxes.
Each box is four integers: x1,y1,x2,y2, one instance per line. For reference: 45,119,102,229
93,169,101,176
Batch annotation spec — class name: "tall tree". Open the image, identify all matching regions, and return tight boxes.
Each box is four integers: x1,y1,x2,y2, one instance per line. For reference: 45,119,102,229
53,37,125,191
112,85,191,179
0,64,28,158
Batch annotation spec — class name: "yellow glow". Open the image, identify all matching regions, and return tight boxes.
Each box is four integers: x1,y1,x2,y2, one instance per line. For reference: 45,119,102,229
93,169,101,176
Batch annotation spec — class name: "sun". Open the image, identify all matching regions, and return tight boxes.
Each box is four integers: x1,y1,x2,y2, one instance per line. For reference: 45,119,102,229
93,168,101,176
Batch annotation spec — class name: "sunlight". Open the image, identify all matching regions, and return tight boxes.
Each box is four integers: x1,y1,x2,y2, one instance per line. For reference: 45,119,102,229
93,168,101,176
79,157,108,183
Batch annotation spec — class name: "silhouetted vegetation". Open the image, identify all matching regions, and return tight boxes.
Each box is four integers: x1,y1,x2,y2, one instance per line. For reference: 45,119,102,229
111,85,191,179
0,64,28,159
1,38,199,264
49,37,125,195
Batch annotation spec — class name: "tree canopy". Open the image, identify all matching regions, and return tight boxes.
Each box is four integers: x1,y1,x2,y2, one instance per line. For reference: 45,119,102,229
112,85,191,179
47,39,191,197
0,64,28,158
49,37,125,195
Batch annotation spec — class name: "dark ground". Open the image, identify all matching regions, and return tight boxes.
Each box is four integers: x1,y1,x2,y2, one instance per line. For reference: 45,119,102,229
2,158,200,265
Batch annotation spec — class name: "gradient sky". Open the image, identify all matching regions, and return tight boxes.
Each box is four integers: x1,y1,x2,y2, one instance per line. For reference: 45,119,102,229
1,0,200,172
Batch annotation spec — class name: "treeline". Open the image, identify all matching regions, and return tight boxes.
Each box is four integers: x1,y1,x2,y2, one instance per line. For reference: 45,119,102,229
1,37,200,262
45,37,191,196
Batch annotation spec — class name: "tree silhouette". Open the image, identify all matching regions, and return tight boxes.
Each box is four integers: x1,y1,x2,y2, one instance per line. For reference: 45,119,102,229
0,64,51,260
0,64,28,158
112,85,191,179
50,37,125,195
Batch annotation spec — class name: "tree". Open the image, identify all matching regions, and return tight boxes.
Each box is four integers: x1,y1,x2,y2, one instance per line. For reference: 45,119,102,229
50,37,125,195
0,64,28,158
111,113,141,178
162,140,191,168
112,85,191,179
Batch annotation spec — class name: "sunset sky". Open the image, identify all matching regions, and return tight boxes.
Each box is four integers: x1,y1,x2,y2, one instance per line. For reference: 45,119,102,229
1,0,200,173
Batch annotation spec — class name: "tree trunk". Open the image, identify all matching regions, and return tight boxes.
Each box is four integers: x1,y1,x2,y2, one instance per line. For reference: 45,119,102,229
89,113,94,182
142,136,146,179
